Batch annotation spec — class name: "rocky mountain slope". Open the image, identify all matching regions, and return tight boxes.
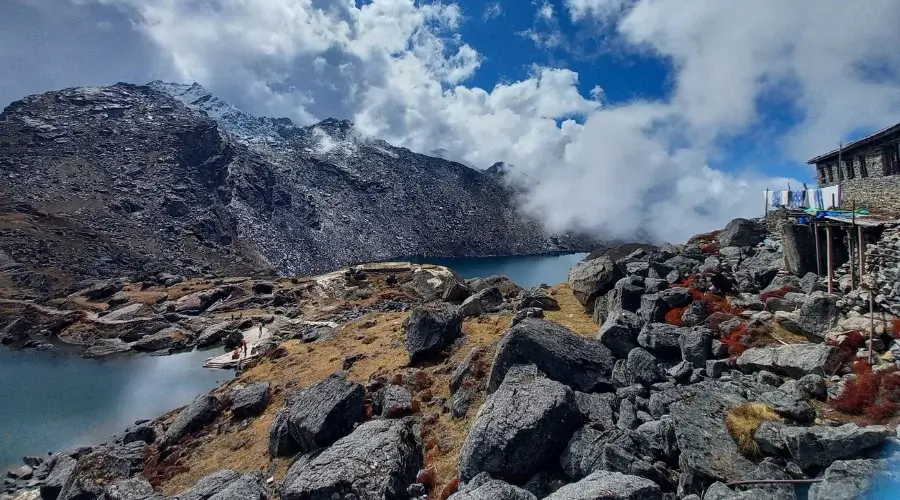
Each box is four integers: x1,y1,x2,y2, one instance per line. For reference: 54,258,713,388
6,216,900,500
0,82,594,296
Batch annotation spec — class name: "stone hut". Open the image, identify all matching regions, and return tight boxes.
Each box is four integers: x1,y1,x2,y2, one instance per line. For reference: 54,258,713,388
808,122,900,214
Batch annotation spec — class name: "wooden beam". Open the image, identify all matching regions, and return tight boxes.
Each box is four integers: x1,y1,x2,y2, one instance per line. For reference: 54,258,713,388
826,225,834,294
814,221,822,276
851,202,857,289
858,226,866,276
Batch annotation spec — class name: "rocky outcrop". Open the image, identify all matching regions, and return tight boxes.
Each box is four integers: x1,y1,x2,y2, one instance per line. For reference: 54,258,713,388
568,256,624,308
161,394,222,447
487,319,616,393
280,418,421,500
404,304,463,363
717,219,766,248
459,366,580,482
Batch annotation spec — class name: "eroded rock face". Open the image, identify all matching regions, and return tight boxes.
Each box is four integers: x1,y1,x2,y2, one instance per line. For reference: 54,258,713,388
281,417,421,500
459,366,580,483
487,319,616,393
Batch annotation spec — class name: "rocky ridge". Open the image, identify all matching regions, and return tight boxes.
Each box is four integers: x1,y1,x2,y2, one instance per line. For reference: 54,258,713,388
0,82,596,297
5,216,900,500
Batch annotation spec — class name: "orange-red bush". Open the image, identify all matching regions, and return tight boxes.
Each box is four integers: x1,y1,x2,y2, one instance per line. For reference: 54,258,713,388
893,319,900,339
700,243,720,255
720,322,750,356
665,306,687,326
437,478,460,500
830,362,900,420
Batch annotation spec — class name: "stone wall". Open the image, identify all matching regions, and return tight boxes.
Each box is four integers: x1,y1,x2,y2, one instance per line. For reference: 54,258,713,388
817,146,888,186
840,176,900,215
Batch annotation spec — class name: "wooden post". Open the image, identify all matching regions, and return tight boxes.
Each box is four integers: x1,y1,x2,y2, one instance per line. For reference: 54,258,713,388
826,225,834,294
869,287,876,365
814,220,822,275
831,193,836,210
850,202,857,289
764,188,769,220
858,226,866,276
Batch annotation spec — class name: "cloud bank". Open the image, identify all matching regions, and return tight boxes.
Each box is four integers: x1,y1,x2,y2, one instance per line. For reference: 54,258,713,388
6,0,900,243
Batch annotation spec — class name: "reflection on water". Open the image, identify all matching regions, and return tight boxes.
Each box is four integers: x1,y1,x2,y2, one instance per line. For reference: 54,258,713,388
407,253,589,289
0,347,229,471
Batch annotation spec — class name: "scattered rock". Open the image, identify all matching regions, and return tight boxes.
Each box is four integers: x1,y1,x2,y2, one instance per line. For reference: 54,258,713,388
568,256,624,308
780,423,891,469
736,344,841,378
131,326,192,352
545,471,662,500
717,219,766,248
81,338,131,358
797,292,841,338
517,287,560,311
81,280,124,301
511,307,544,326
161,394,222,447
808,459,900,500
279,373,365,455
374,384,414,418
230,382,271,419
448,473,537,500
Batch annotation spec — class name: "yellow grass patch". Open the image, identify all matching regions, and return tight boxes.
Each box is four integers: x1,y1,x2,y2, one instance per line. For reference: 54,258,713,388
725,403,781,456
542,284,597,338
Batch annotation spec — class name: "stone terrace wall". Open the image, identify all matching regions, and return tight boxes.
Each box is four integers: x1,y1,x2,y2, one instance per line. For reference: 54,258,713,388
841,176,900,215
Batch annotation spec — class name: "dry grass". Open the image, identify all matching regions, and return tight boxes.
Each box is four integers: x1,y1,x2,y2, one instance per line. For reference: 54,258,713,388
543,284,597,337
725,403,781,456
159,310,509,497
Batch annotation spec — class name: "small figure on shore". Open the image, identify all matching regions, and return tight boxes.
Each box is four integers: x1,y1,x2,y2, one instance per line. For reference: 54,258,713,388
241,337,248,358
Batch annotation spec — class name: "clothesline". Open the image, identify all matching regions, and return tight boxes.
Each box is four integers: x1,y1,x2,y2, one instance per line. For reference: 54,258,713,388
764,185,842,210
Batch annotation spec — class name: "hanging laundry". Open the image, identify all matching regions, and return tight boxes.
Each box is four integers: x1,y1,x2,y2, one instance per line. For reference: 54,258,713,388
805,189,824,210
789,190,806,208
765,190,776,208
771,190,783,207
820,185,841,209
780,191,790,206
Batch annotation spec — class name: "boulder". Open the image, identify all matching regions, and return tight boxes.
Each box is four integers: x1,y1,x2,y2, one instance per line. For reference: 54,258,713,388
175,470,269,500
405,267,469,302
161,394,222,447
545,471,662,500
679,328,712,366
459,366,580,482
626,348,664,386
664,255,700,277
460,287,504,317
107,291,130,306
276,373,365,455
448,473,537,500
658,287,692,308
796,374,828,401
797,292,841,338
638,294,668,324
670,382,756,483
511,307,544,326
82,338,131,358
131,326,192,352
637,323,684,361
780,423,891,469
808,459,900,500
0,318,31,344
102,303,145,322
466,275,522,297
251,281,275,294
517,287,560,311
173,286,235,315
404,303,463,363
574,392,617,430
374,384,414,418
680,301,709,327
450,347,488,394
230,381,271,418
82,280,124,300
781,222,818,277
756,390,815,423
597,315,639,359
487,319,616,394
103,477,165,500
40,455,77,500
57,450,131,500
122,422,156,445
633,418,679,464
568,256,624,308
717,219,766,248
799,272,825,295
196,322,236,347
267,409,293,458
281,418,421,500
607,276,646,316
736,344,841,378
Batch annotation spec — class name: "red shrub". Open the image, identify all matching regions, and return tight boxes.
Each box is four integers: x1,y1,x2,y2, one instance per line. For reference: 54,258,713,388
830,363,900,421
707,312,737,333
391,373,405,386
720,322,750,356
700,292,739,315
759,286,799,303
688,288,703,301
687,230,721,244
416,468,437,490
676,275,701,288
438,478,460,500
665,306,687,326
700,243,720,255
892,319,900,339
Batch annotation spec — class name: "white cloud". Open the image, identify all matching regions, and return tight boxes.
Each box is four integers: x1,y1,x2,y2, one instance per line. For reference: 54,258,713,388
482,1,502,21
64,0,900,244
537,1,554,21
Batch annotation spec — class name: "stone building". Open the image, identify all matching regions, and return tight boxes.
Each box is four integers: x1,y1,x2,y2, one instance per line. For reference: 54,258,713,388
808,122,900,214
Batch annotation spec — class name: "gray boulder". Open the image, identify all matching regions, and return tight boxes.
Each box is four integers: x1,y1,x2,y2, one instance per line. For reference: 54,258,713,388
196,322,236,347
466,275,522,296
122,422,156,445
448,473,537,500
175,470,269,500
517,287,560,311
808,458,900,500
57,450,131,500
40,455,77,500
633,418,679,464
374,384,414,418
230,381,271,419
162,394,222,447
664,255,700,277
799,272,825,295
626,348,664,386
796,374,828,401
658,287,692,308
82,338,131,358
781,222,818,277
487,319,616,393
511,306,544,325
717,218,766,248
736,344,841,378
637,323,684,360
280,418,421,500
574,391,617,429
460,287,505,317
638,294,669,324
132,326,192,352
267,408,293,457
679,328,712,366
756,390,815,423
404,303,463,363
545,471,662,500
281,373,365,454
680,301,709,327
568,256,624,308
103,477,164,500
797,292,841,338
607,276,646,316
82,279,124,300
597,314,639,359
781,423,892,469
459,366,580,482
670,382,756,482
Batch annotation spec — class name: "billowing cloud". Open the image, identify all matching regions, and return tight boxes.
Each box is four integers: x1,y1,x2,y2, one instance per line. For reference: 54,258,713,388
483,1,502,21
5,0,899,244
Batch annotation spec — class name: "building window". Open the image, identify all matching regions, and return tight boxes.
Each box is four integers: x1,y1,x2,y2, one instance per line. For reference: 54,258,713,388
827,163,835,182
844,158,855,179
884,143,900,176
859,155,868,177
